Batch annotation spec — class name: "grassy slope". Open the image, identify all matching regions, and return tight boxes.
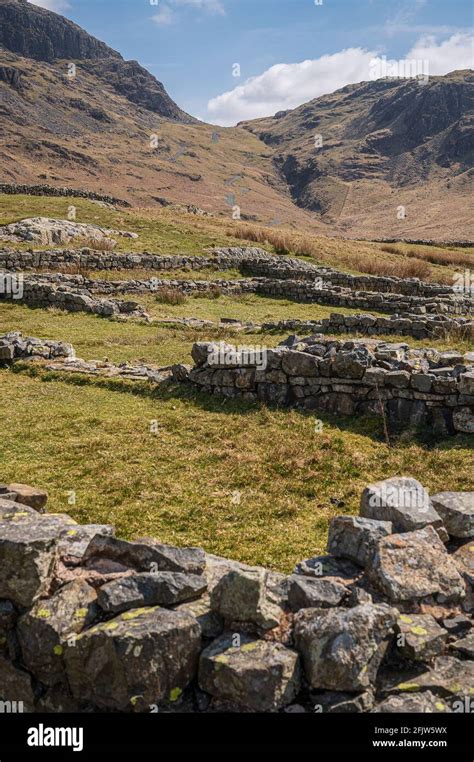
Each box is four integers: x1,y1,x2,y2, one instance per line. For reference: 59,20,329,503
1,369,472,572
0,302,471,367
1,195,471,285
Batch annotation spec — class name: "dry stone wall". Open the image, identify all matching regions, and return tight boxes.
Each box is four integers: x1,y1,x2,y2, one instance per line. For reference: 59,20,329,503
0,477,472,714
183,338,474,435
0,184,130,207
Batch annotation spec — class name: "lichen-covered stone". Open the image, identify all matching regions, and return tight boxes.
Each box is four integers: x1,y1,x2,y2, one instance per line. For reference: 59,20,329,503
389,656,474,700
360,477,446,539
97,571,207,614
373,692,450,713
0,517,60,606
287,575,347,610
210,567,282,629
174,594,223,639
310,690,375,713
65,606,201,711
395,613,447,661
369,526,465,603
198,633,300,711
430,492,474,538
83,534,206,574
17,579,98,683
57,523,116,561
294,554,361,582
294,603,397,691
327,516,392,567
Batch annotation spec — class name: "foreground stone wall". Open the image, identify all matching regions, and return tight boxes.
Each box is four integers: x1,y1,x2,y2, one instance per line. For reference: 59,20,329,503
0,477,472,714
183,338,474,435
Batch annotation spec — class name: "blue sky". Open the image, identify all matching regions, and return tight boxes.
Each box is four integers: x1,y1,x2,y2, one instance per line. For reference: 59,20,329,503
32,1,473,124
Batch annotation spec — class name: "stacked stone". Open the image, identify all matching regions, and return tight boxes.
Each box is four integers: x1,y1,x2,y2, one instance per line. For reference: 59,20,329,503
0,477,472,713
0,184,130,207
262,312,473,341
0,332,75,362
3,269,469,317
0,276,149,319
255,278,471,315
182,338,474,435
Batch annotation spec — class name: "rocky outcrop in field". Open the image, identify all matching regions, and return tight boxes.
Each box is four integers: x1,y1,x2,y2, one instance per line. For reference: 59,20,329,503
0,477,472,713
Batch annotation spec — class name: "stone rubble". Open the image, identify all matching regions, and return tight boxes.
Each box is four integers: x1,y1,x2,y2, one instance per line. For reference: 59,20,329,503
0,476,472,713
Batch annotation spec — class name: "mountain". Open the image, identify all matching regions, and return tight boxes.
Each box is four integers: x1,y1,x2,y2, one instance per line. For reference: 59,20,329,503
0,0,193,121
240,71,474,237
0,0,472,239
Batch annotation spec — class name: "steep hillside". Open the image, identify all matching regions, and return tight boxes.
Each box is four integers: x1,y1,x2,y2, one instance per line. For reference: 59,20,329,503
240,71,474,239
0,0,472,239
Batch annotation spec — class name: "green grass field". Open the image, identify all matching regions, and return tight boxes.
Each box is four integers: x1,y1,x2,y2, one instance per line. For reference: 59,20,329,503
1,368,472,572
0,194,472,572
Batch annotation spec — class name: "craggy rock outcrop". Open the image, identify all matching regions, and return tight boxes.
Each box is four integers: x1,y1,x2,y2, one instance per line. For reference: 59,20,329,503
0,217,138,246
0,0,194,123
183,338,474,435
0,477,472,713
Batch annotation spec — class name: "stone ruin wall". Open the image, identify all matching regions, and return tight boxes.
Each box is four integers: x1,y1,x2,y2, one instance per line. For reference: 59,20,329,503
183,339,474,436
0,477,472,714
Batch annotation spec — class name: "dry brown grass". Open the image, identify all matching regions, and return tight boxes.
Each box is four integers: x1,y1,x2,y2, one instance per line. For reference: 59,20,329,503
228,224,431,279
77,236,116,252
382,244,473,269
155,286,187,305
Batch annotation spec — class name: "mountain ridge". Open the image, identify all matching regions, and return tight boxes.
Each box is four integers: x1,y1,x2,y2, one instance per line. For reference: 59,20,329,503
0,0,472,240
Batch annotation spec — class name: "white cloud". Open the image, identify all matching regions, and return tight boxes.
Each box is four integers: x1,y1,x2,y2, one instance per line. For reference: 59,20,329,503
207,48,378,125
406,32,474,74
152,0,224,26
206,33,474,126
28,0,71,11
151,5,175,26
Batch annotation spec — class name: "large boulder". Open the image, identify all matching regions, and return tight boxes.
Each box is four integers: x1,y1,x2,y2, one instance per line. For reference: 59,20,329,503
430,492,474,539
369,526,465,603
17,580,98,683
97,571,207,614
327,516,392,567
65,606,201,711
198,633,300,711
294,603,397,691
360,477,447,540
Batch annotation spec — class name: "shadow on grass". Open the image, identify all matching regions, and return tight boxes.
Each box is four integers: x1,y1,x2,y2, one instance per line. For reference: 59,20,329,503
10,362,471,451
